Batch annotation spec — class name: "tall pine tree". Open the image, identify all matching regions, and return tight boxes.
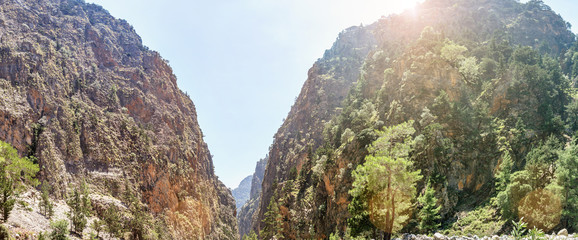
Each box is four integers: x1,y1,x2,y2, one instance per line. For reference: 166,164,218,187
350,121,422,240
417,182,441,234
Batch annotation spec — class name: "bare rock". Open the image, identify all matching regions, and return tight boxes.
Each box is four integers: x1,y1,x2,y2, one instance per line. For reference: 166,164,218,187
434,232,447,240
559,229,569,236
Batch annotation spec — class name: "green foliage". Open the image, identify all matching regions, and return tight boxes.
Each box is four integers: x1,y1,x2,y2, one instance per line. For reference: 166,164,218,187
507,48,570,137
495,151,513,193
449,204,504,236
0,224,9,240
0,141,40,222
103,205,123,238
556,141,578,231
441,42,467,64
527,227,545,240
497,136,563,225
49,219,69,240
125,187,152,240
40,184,54,218
66,182,91,235
350,121,422,239
90,219,104,239
242,231,258,240
417,182,441,234
260,192,284,240
347,194,373,237
0,169,15,223
37,231,46,240
329,231,340,240
0,141,39,190
511,218,527,240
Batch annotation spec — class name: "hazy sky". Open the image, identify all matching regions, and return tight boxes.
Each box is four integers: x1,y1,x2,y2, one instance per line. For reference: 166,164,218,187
85,0,577,188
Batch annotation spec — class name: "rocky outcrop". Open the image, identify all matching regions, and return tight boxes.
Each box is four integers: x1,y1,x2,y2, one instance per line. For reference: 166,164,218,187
238,156,268,238
255,24,377,236
0,0,237,238
232,175,252,210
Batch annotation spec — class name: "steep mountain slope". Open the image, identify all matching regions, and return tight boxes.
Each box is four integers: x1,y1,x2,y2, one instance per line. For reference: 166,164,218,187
0,0,236,238
254,24,377,237
253,0,577,238
238,156,267,238
232,175,252,210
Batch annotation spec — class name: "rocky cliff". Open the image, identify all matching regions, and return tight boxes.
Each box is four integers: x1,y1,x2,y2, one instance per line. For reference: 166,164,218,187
0,0,237,238
253,0,576,238
255,24,377,237
238,156,267,238
232,175,252,210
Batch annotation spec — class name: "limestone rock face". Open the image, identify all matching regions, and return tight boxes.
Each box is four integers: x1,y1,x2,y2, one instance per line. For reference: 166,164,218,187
237,156,268,238
232,175,253,210
0,0,237,238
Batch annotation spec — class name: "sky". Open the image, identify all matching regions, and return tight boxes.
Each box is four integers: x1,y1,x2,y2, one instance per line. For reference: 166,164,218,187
85,0,578,189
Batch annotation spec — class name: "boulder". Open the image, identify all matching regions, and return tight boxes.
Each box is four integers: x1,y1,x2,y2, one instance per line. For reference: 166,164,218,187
434,232,447,240
558,229,569,236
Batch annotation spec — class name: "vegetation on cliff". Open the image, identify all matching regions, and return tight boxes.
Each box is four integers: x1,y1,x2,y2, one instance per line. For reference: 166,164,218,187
253,0,578,239
0,0,237,238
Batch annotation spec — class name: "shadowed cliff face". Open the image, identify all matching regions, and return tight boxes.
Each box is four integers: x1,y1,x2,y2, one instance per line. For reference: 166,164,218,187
233,175,253,210
0,0,237,238
238,156,267,238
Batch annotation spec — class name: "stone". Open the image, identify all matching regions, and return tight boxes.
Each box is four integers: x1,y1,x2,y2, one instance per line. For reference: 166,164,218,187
559,229,569,236
434,232,447,240
402,233,416,240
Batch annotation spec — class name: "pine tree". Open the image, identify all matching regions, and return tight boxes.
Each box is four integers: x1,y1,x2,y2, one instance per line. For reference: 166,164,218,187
418,182,441,234
557,141,578,231
242,231,258,240
260,193,284,239
39,184,54,218
66,182,91,235
0,168,14,223
0,141,39,223
49,219,69,240
91,219,104,239
495,151,513,193
103,205,123,238
350,121,422,240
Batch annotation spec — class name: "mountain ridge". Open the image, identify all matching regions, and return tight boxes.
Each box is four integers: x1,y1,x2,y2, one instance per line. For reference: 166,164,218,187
245,0,577,238
0,0,237,238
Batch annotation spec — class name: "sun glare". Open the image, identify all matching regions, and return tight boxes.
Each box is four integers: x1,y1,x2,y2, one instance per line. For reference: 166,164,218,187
388,0,422,13
341,0,423,25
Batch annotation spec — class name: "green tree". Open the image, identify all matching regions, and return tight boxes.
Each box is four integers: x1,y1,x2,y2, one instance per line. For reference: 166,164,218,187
49,219,69,240
350,121,422,240
417,182,441,234
557,141,578,231
0,168,14,223
127,197,150,239
39,184,54,218
347,194,373,237
103,205,123,238
242,231,258,240
0,141,39,222
37,231,46,240
91,219,104,239
0,224,9,240
260,192,284,240
66,182,91,235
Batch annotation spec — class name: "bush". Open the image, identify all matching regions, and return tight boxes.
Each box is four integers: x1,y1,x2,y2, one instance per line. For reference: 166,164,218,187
0,224,9,240
49,219,69,240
